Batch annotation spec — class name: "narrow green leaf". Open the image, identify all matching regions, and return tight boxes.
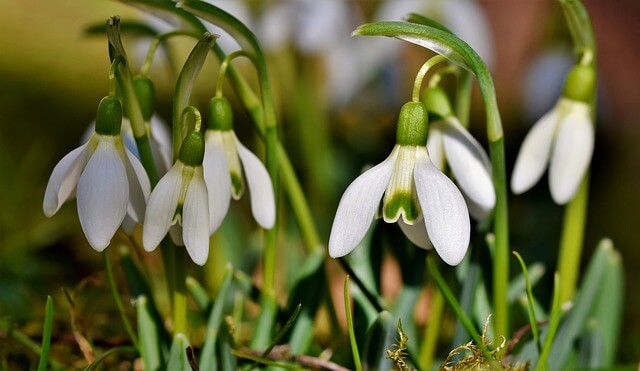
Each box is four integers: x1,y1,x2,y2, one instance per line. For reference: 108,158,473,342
452,253,480,347
84,346,136,371
547,239,614,369
115,0,206,35
186,276,212,313
512,251,542,353
344,276,363,371
172,32,217,158
286,250,326,354
167,334,192,371
136,296,164,371
249,304,301,370
85,20,159,37
590,248,623,366
199,266,234,369
36,296,53,371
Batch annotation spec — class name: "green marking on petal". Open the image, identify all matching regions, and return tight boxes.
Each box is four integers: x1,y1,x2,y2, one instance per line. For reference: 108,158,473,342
383,192,421,224
230,171,244,199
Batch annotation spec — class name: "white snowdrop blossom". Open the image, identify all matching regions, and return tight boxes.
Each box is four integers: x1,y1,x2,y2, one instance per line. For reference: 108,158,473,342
511,64,596,204
203,97,275,233
143,132,211,266
329,102,470,266
424,87,495,220
43,97,151,251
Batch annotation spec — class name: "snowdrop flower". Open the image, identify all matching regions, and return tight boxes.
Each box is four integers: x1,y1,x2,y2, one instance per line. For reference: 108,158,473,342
202,97,275,233
511,64,596,204
143,131,211,265
423,87,495,220
329,102,470,266
43,97,151,251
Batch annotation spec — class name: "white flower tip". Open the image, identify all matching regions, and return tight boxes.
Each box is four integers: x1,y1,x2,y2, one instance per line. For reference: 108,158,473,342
328,238,355,259
188,249,208,266
142,232,160,252
86,235,111,252
550,184,575,205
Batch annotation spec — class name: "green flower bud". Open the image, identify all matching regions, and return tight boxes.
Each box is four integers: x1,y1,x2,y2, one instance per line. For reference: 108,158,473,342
562,64,596,103
179,131,205,166
422,87,453,120
95,96,122,136
396,102,429,146
133,76,156,121
208,97,233,131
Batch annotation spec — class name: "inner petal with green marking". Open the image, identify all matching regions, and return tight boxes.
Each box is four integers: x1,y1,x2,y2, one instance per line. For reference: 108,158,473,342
220,130,245,199
382,145,421,224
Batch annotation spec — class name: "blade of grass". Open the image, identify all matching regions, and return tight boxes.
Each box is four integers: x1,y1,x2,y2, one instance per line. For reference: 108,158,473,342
512,252,541,353
84,346,136,371
36,296,54,371
344,276,363,371
536,273,561,371
103,252,138,348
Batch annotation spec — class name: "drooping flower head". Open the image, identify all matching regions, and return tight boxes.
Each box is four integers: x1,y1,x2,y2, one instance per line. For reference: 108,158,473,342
43,96,151,251
329,101,470,266
203,96,275,233
143,131,211,265
423,87,495,220
511,64,596,204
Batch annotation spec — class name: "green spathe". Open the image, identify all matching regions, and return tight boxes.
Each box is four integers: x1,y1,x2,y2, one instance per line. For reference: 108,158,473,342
396,102,429,146
179,131,205,166
133,76,156,121
423,87,453,120
95,96,123,136
562,64,596,104
208,96,233,131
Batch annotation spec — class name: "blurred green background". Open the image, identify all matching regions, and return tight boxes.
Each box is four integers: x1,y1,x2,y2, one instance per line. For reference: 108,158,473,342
1,0,638,365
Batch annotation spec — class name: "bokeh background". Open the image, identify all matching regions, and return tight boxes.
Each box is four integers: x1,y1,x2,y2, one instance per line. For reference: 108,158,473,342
1,0,638,366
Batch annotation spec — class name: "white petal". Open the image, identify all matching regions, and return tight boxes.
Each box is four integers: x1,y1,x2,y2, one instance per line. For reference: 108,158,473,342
426,121,446,170
43,143,90,217
182,169,210,266
121,215,137,235
143,163,184,251
549,103,594,204
235,136,276,229
77,137,128,251
511,107,559,194
204,132,232,234
150,114,173,174
328,148,398,258
398,218,432,250
120,119,140,159
414,149,470,266
442,117,495,215
124,148,151,223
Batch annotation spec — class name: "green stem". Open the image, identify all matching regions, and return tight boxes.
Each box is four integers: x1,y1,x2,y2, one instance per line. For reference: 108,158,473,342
455,70,473,128
215,50,250,98
419,285,444,370
106,17,159,185
140,31,195,77
103,252,139,347
557,175,589,302
412,55,447,102
108,57,124,98
490,138,510,339
344,276,363,371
